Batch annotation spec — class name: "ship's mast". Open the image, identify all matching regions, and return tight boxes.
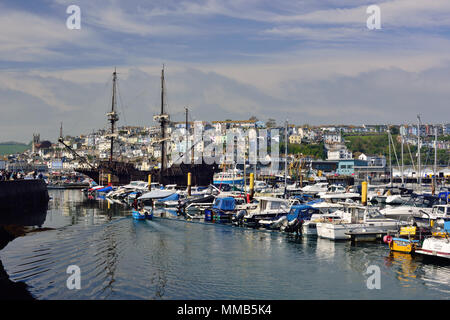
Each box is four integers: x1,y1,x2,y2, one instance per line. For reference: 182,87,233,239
156,65,169,183
417,115,421,190
107,68,119,164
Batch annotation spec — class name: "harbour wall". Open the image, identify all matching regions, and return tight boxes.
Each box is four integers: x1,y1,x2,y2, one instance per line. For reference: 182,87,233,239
0,179,49,211
0,181,48,300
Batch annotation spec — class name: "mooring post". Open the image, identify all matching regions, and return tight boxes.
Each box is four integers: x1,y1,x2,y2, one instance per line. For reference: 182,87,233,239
361,181,368,206
249,172,254,202
187,172,191,196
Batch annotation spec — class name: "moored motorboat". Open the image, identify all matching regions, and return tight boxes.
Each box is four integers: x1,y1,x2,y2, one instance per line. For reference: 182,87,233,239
383,226,431,253
316,204,407,241
204,196,236,222
414,221,450,260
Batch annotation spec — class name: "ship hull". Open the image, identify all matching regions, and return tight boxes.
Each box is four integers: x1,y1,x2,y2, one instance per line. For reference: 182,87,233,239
76,161,219,186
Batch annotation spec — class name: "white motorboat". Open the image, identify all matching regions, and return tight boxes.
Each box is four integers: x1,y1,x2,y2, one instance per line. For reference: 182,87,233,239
318,185,361,202
415,222,450,259
301,202,344,235
412,204,450,227
381,205,432,221
316,205,406,240
386,194,410,205
380,194,438,221
242,197,296,227
301,182,329,195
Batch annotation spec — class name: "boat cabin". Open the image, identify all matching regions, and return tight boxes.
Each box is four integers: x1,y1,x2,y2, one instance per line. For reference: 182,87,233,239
255,197,290,214
431,205,450,218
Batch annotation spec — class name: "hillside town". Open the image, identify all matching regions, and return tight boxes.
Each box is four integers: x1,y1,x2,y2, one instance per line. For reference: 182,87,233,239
2,120,449,183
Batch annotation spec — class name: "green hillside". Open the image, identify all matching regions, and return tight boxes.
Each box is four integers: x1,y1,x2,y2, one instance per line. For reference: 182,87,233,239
344,134,449,165
0,142,31,155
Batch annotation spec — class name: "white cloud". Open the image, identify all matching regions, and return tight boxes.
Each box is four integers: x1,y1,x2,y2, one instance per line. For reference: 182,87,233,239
0,4,97,62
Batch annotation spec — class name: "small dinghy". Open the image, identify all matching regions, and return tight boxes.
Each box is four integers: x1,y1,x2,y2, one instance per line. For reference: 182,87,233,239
132,209,153,220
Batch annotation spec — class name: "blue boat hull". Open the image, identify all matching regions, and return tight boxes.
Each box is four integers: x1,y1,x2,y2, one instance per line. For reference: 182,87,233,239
132,210,153,220
213,179,244,185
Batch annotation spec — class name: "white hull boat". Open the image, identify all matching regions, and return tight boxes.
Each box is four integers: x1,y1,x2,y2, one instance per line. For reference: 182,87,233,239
316,206,406,241
416,237,450,259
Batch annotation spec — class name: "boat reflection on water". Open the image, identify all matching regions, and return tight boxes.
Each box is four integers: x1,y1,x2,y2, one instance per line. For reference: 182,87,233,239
315,237,337,260
385,251,450,293
385,251,419,285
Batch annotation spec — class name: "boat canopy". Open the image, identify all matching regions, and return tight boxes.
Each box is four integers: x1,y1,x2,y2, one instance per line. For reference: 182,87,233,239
287,205,318,222
438,192,450,202
157,193,180,202
213,197,236,211
138,190,175,200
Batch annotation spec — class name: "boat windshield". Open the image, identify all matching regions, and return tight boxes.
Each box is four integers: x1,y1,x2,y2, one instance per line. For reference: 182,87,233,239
365,208,384,219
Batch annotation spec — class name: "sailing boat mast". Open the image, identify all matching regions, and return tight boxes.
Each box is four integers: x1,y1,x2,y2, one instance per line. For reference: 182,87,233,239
154,65,170,183
433,127,437,194
284,120,288,198
401,126,404,186
107,68,119,164
417,115,421,190
388,126,392,187
185,107,189,164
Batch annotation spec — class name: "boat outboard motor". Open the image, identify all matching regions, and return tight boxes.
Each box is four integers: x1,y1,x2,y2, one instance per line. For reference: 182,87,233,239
284,218,301,233
271,216,288,229
176,199,187,216
233,210,246,224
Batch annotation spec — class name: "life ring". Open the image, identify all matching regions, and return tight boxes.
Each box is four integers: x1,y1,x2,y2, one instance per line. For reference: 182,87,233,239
383,235,393,244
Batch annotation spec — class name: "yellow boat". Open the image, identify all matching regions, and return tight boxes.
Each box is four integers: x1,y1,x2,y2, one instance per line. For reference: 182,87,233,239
384,226,429,254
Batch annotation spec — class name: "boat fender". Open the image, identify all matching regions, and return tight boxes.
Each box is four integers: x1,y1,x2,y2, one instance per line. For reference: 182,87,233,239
383,235,393,244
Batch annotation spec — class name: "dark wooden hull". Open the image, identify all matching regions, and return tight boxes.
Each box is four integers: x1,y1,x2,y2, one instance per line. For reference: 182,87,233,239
76,161,220,186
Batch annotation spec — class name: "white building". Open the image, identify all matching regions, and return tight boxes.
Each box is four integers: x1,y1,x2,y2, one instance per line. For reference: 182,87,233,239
327,148,352,160
323,132,342,144
358,153,387,167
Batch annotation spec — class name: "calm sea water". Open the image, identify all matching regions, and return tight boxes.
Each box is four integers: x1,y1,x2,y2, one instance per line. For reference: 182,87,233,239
1,189,449,300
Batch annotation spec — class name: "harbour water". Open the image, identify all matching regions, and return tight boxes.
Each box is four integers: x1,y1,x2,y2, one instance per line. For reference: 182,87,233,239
1,189,449,300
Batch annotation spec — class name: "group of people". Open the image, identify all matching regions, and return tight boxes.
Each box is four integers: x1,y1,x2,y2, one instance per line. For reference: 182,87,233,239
0,170,44,181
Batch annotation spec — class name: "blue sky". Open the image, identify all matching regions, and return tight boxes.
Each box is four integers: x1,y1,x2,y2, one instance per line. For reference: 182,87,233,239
1,0,450,142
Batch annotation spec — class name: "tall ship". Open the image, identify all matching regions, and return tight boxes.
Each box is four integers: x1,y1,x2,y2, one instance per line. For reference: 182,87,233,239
60,66,219,186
